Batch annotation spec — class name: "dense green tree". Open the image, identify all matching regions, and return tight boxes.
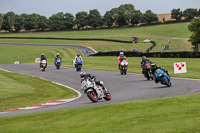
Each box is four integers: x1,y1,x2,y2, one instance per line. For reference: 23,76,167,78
171,8,183,21
109,8,119,26
103,11,113,27
188,18,200,51
117,4,135,26
75,11,88,29
1,11,16,31
183,8,198,20
38,16,49,31
88,9,103,28
143,10,158,24
198,9,200,17
14,15,23,32
23,13,40,31
49,12,65,30
0,13,3,29
64,13,74,29
131,10,144,25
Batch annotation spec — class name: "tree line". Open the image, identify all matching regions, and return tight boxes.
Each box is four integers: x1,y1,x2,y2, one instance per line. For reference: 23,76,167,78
171,8,200,21
0,4,199,32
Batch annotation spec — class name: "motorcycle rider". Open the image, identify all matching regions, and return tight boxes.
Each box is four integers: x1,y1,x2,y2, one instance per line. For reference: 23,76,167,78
141,56,151,74
40,53,47,68
150,63,170,83
118,52,128,69
74,53,83,67
55,53,62,65
80,71,107,93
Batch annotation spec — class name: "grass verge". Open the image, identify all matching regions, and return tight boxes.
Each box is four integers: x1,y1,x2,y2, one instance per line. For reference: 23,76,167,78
0,70,77,111
1,92,200,132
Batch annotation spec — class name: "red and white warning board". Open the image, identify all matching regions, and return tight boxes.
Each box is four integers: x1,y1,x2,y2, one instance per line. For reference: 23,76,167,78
35,58,40,63
174,62,187,74
14,61,19,64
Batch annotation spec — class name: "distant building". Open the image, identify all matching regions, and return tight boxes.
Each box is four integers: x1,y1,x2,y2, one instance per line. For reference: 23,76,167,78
157,13,175,22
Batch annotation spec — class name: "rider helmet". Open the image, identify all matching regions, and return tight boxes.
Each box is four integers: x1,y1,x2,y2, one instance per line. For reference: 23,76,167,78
56,53,59,56
119,52,124,57
142,56,147,61
151,63,157,69
41,53,44,56
77,53,80,57
80,71,86,78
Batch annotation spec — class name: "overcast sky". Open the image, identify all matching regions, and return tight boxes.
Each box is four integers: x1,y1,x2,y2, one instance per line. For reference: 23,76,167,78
0,0,199,17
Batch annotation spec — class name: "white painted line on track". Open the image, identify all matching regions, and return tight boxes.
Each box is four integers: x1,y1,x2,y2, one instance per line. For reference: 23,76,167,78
0,68,12,72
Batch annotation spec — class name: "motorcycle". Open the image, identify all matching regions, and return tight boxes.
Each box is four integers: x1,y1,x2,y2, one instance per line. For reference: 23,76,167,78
81,78,111,102
55,58,61,69
154,69,172,87
143,61,153,80
40,60,47,71
76,60,82,72
120,59,128,75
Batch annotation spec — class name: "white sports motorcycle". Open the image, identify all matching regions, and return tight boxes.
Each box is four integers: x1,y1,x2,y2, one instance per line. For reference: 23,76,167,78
81,78,111,102
120,59,128,75
40,60,47,71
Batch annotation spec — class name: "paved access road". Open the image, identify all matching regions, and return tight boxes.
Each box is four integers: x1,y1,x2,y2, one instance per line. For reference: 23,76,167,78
0,64,200,117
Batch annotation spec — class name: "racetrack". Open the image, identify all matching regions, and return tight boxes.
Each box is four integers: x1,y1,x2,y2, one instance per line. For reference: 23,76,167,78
0,64,200,118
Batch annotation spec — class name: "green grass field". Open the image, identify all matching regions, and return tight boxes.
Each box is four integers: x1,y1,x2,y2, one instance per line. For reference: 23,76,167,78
0,70,77,111
0,22,192,52
0,22,191,38
0,23,199,132
1,92,200,133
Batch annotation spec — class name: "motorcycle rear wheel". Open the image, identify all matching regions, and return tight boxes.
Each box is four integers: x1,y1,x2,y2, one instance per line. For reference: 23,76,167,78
87,91,98,102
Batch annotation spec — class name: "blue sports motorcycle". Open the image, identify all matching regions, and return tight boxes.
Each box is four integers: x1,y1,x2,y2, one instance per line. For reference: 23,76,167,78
55,58,61,69
76,60,82,72
154,69,171,87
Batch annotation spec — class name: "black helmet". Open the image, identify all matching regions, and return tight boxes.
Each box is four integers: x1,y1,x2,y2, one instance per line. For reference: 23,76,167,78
77,53,80,57
80,71,86,78
142,56,147,61
151,63,157,69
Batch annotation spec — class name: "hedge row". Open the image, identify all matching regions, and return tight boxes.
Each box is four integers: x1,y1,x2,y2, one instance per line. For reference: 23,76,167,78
91,51,200,58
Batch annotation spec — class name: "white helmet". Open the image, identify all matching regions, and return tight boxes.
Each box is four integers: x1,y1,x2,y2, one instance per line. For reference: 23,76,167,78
56,53,59,56
120,52,124,57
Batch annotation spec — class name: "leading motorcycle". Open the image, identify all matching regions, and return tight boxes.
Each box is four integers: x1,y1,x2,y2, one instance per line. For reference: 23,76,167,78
40,60,47,71
81,78,111,102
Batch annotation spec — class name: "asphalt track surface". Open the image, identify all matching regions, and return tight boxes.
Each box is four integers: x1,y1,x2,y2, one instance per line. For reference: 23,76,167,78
0,64,200,118
0,43,96,57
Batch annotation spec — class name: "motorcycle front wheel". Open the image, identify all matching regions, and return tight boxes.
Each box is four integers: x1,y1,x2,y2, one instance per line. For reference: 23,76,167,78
87,90,98,102
104,91,111,101
163,78,171,87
